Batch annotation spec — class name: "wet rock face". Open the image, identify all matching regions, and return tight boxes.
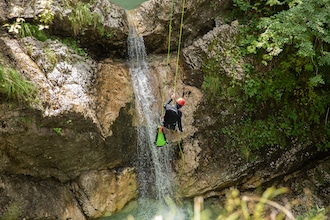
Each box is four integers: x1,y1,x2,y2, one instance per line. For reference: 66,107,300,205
71,168,137,219
131,0,231,53
0,12,137,217
95,59,134,137
0,35,138,182
1,0,129,58
0,168,137,220
21,37,98,119
182,19,243,87
0,101,136,182
0,174,86,220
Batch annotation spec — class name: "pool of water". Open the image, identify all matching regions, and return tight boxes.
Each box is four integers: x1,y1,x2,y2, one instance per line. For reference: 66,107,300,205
110,0,149,10
96,198,222,220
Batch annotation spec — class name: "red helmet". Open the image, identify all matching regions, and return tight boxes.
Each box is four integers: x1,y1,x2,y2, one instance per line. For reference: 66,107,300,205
176,98,185,106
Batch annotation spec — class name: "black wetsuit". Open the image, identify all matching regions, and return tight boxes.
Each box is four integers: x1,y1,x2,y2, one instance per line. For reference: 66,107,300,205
163,98,183,132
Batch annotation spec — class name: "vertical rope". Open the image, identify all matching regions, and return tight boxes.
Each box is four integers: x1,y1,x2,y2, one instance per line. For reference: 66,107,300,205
175,0,186,182
161,0,176,116
173,0,186,96
177,136,184,180
161,0,187,197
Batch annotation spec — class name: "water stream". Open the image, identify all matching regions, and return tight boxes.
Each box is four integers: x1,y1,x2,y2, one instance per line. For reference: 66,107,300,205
126,13,178,219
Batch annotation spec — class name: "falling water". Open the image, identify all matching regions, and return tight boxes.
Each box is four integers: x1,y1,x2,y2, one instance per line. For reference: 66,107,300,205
127,13,178,219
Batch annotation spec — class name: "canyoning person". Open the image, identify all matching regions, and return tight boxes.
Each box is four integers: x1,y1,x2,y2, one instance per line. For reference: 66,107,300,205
155,94,185,147
162,93,185,132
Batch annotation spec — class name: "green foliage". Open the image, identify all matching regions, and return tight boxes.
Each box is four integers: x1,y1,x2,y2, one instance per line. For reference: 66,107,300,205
232,0,286,18
3,18,26,35
297,205,327,220
211,187,328,220
218,187,294,220
222,118,286,159
0,64,37,102
249,0,330,65
44,46,58,70
4,0,54,39
37,0,55,30
68,2,93,36
233,0,251,12
4,19,48,41
203,74,221,97
53,127,62,136
19,23,48,41
68,1,108,37
59,38,87,56
202,0,330,156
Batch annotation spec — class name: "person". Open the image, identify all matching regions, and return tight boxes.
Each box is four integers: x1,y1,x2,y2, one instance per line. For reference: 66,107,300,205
162,94,185,132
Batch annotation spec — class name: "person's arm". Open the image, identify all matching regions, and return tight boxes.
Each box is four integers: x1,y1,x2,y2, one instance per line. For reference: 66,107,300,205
164,98,172,108
163,94,175,109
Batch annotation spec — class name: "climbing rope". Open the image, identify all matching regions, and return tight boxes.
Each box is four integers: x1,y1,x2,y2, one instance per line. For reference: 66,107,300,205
174,0,186,185
161,0,176,116
159,0,187,189
161,0,186,115
177,138,184,180
160,0,186,188
173,0,186,96
175,0,186,184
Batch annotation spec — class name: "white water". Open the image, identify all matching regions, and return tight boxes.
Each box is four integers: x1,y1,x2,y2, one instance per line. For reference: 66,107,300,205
127,16,178,219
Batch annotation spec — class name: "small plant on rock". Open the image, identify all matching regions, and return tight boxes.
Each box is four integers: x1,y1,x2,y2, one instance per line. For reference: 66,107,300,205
0,63,37,102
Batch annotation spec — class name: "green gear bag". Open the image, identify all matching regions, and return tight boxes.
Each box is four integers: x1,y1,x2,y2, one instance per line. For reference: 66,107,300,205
156,127,167,147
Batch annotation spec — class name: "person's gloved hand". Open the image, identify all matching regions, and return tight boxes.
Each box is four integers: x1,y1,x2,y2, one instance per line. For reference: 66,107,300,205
171,93,175,99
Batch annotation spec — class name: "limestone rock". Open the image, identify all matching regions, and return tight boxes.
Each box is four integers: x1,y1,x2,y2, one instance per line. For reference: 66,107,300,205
2,0,128,57
129,0,232,53
182,19,243,87
95,59,134,137
0,34,136,182
71,168,137,218
0,0,6,23
0,175,85,220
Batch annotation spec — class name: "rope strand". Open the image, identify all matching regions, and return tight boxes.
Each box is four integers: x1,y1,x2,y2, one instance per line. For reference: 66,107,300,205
162,0,176,116
174,0,186,195
173,0,186,96
161,0,186,193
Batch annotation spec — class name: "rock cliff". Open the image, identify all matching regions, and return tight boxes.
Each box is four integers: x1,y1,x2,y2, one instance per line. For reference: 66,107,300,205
0,0,329,219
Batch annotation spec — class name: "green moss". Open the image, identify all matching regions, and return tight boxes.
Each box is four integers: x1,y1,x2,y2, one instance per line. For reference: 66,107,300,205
58,38,87,57
45,47,58,70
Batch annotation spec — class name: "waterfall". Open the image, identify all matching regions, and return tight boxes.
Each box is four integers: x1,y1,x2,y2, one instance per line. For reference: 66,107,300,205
127,13,176,219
